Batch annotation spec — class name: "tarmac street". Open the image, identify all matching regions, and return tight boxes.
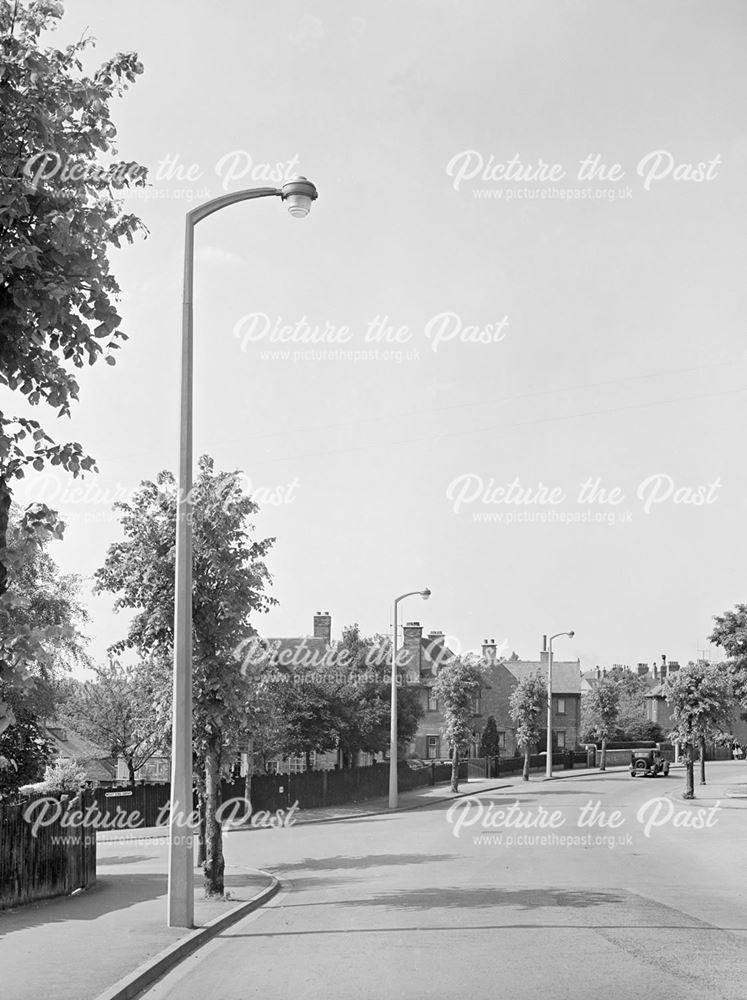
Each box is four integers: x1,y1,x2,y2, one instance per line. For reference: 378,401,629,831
136,763,747,1000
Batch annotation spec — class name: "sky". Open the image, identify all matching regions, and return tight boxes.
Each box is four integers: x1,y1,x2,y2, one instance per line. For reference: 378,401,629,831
8,0,747,674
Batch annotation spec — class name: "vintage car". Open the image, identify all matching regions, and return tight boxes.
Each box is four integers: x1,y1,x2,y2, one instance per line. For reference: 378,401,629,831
630,748,670,777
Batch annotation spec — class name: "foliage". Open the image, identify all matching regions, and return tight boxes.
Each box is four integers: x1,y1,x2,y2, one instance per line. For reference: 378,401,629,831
480,715,500,756
248,625,424,769
709,603,747,709
0,0,145,724
0,703,52,799
261,679,340,767
663,661,734,799
329,625,423,763
95,456,276,896
509,672,546,781
0,0,146,487
0,503,89,756
37,755,88,793
433,657,482,791
60,659,164,782
582,676,620,769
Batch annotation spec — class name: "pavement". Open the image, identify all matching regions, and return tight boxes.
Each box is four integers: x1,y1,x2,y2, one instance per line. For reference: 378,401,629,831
0,766,593,1000
3,760,732,1000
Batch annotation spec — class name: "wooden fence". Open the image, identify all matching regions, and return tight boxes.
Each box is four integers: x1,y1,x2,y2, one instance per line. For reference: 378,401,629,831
0,791,96,910
89,783,172,829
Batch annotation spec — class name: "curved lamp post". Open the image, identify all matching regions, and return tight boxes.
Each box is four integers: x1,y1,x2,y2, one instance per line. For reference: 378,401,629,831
389,588,431,809
545,630,575,779
168,177,318,928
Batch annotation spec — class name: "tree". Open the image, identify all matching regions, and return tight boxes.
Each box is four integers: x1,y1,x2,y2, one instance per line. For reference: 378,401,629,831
433,657,482,792
664,662,734,799
709,604,747,710
0,503,89,789
247,625,424,771
0,0,145,704
37,755,87,794
0,705,52,799
95,456,276,897
264,679,340,772
606,667,651,741
509,672,546,781
328,625,422,766
60,660,164,783
480,716,500,757
583,677,620,771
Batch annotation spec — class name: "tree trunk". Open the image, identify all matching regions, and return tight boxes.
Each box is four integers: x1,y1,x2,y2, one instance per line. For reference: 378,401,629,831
522,749,530,781
699,737,707,785
305,749,312,772
683,740,695,800
203,742,225,897
599,737,607,771
127,755,136,785
197,789,207,867
450,746,460,792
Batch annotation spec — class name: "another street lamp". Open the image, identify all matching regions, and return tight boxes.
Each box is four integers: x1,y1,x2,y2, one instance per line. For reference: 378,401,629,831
389,588,431,809
545,630,575,779
168,177,318,928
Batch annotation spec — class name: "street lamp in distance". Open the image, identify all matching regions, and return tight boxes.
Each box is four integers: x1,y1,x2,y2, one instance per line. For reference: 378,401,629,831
389,588,431,809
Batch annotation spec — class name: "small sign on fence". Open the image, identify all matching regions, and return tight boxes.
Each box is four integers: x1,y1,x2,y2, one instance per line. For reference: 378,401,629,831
104,791,133,798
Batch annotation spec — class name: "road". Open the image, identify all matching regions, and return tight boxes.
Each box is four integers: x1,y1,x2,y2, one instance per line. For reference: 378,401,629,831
138,764,747,1000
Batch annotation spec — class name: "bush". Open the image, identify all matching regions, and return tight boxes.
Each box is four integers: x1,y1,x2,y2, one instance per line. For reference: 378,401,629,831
37,757,89,794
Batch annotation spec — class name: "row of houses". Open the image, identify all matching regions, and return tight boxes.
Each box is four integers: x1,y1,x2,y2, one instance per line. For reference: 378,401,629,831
46,613,747,781
259,613,583,764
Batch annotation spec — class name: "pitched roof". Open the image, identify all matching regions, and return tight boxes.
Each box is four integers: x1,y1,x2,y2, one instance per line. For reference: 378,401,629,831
507,660,581,694
45,724,110,761
44,724,116,781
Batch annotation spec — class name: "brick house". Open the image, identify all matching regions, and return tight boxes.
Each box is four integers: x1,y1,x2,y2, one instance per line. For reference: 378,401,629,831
408,631,582,758
477,641,582,755
644,657,747,746
399,623,459,760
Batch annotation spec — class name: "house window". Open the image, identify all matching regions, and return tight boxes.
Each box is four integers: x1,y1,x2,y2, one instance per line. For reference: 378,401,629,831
556,697,566,715
426,736,440,759
472,693,481,714
497,732,506,750
556,731,566,749
427,690,439,712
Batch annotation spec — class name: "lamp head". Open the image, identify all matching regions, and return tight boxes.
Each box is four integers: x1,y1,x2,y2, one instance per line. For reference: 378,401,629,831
569,630,575,639
281,176,318,218
421,588,431,601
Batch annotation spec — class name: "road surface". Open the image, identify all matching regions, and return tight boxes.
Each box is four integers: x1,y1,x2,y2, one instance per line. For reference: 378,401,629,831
138,763,747,1000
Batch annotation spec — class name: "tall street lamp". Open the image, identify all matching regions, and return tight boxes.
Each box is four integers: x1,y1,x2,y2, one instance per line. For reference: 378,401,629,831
545,630,575,780
389,588,431,809
168,177,318,929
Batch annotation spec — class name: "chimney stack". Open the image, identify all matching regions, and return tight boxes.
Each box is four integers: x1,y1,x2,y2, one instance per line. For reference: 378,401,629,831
596,666,601,680
403,622,423,677
427,630,447,670
637,663,649,676
482,638,497,666
313,611,332,646
660,653,667,681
